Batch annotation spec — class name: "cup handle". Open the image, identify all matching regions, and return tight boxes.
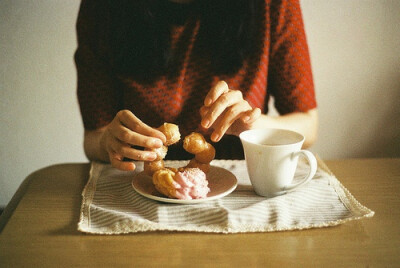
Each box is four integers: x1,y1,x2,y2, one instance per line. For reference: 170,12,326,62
284,150,317,192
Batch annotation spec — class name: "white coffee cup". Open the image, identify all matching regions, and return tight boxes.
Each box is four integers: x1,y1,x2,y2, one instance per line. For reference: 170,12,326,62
239,128,317,197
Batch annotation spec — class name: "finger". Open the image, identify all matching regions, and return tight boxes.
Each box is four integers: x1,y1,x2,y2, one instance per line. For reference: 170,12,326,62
111,125,164,149
116,110,166,144
241,107,261,124
109,152,136,171
199,106,209,118
201,89,244,129
210,101,251,142
204,80,229,107
108,135,158,161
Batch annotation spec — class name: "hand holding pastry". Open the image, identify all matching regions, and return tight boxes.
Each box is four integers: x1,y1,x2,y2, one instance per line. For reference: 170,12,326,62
200,80,261,142
143,123,181,176
99,110,166,171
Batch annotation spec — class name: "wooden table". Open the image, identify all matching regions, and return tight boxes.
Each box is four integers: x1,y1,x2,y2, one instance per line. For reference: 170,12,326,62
1,159,399,267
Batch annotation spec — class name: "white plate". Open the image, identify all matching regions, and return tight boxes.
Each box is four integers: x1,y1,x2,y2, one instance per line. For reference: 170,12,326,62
132,166,238,204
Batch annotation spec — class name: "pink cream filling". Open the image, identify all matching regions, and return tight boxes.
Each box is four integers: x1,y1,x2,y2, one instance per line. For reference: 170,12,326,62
172,168,210,200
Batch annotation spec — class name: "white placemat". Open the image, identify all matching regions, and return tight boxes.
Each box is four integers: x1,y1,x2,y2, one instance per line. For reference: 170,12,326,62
78,159,374,234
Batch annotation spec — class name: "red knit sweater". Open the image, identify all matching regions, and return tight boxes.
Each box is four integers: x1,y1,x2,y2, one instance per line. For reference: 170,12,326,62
75,0,317,159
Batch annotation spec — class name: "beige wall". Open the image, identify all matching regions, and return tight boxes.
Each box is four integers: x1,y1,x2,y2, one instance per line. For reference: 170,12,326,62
303,0,400,159
0,1,85,207
1,0,399,207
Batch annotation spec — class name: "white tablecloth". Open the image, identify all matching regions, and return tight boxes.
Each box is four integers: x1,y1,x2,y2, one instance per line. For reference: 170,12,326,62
78,159,374,234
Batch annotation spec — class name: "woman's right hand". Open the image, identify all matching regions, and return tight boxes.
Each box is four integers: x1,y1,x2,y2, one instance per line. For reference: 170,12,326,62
98,110,166,171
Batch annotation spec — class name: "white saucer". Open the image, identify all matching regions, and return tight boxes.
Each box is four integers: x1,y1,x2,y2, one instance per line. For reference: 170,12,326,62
132,166,238,204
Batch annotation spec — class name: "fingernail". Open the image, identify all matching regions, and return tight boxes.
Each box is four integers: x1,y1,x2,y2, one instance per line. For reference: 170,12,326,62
202,119,210,128
150,139,162,147
126,162,136,171
148,152,157,160
243,116,250,122
211,133,219,142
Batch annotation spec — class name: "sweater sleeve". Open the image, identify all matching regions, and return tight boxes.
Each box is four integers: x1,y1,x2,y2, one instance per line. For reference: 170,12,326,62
267,0,317,114
74,0,122,130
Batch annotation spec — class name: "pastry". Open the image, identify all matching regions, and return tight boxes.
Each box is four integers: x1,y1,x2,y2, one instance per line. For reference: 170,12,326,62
143,123,216,199
152,168,210,200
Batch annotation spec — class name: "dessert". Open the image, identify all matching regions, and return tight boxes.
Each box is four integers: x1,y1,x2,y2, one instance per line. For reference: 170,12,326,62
194,143,215,164
143,123,216,199
183,132,208,154
157,123,181,146
143,123,180,176
152,168,210,200
186,158,211,173
143,160,164,176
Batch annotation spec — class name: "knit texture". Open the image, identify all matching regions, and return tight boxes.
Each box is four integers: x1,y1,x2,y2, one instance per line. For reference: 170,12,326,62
75,0,317,159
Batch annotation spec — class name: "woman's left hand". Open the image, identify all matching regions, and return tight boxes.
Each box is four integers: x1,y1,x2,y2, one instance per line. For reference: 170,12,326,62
200,81,261,142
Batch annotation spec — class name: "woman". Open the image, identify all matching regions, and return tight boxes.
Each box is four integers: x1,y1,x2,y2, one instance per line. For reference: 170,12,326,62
75,0,318,171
